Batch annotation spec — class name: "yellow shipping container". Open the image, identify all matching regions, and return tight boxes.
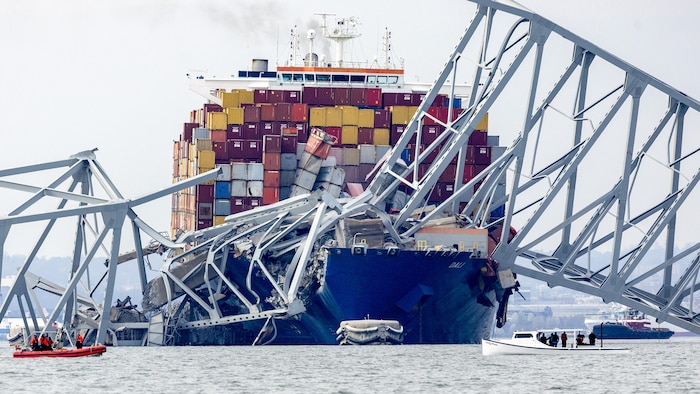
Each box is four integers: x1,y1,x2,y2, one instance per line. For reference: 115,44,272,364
342,125,359,145
373,128,390,145
221,91,240,108
179,158,189,177
477,113,488,130
238,89,255,105
309,107,326,127
358,109,375,128
409,106,419,120
194,138,213,153
340,106,359,125
214,216,227,226
325,107,343,127
208,112,228,130
226,107,244,125
197,150,216,169
390,106,410,125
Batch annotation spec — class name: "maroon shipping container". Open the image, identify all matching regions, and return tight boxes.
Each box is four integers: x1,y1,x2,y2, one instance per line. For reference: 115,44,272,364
260,104,275,121
465,145,492,165
182,122,198,143
213,141,228,162
228,139,245,160
374,109,391,128
343,165,361,182
276,122,290,135
274,102,292,121
421,124,444,145
196,219,213,230
438,164,457,183
293,123,309,142
391,124,416,144
382,92,399,107
302,87,318,105
469,130,488,146
268,90,284,104
333,87,351,105
245,197,262,211
316,87,334,105
196,184,214,203
254,89,269,103
228,124,243,140
281,135,297,153
263,152,281,170
243,123,261,140
463,164,489,183
358,164,375,181
350,88,365,106
230,197,246,214
358,127,374,145
244,106,261,123
284,90,301,103
244,140,262,160
259,122,276,137
263,134,282,153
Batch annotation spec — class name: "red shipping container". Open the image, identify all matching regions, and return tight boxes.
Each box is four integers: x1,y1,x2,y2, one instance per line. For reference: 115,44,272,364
324,126,342,145
366,88,382,107
263,135,282,153
243,105,261,123
262,152,281,170
228,139,245,160
358,127,374,145
227,124,243,139
305,134,332,159
260,104,275,121
243,123,261,140
439,164,457,183
274,102,292,121
211,129,227,142
262,187,280,205
374,109,391,128
254,89,269,103
281,135,297,153
291,103,308,122
263,170,281,187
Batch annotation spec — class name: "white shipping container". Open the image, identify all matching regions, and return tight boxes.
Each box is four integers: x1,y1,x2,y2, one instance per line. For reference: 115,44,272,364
375,145,391,161
298,151,323,174
231,163,248,180
247,163,264,181
231,180,247,197
247,181,264,197
330,166,345,186
193,127,211,140
216,163,231,181
290,184,311,197
294,168,318,190
327,183,342,198
214,199,231,216
359,144,376,164
296,143,306,158
321,156,337,167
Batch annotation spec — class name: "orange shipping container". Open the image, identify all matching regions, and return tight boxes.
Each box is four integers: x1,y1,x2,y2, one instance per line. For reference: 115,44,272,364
263,170,281,187
291,103,308,122
262,187,280,205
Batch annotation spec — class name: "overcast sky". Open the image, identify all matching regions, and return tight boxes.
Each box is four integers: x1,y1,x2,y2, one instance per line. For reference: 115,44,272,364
1,0,699,257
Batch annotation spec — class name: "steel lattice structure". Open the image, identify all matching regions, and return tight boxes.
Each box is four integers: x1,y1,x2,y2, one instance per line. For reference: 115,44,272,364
368,0,699,332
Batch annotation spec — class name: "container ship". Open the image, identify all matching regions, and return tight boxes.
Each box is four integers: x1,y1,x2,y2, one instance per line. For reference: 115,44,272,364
148,15,514,345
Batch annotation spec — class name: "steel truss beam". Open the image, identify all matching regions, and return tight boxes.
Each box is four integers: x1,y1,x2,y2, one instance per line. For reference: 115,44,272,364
367,0,700,333
0,149,220,346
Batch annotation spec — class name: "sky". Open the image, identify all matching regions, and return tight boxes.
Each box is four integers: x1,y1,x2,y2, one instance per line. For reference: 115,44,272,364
1,0,700,258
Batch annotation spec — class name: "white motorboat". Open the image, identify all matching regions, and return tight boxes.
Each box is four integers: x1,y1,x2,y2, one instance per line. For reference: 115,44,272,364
482,329,630,355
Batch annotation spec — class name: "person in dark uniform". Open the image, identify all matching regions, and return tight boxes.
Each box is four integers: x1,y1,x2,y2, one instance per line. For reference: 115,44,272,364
589,331,596,345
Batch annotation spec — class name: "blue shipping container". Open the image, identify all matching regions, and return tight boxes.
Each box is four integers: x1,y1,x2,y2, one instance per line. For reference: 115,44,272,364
215,181,231,199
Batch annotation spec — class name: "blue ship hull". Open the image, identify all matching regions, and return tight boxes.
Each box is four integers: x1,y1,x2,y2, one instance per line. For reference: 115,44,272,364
176,247,499,345
593,323,674,340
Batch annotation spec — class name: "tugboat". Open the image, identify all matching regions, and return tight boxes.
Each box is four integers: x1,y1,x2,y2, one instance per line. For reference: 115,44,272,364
584,304,674,340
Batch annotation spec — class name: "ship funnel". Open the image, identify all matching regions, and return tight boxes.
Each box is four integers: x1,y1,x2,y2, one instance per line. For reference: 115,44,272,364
251,59,268,72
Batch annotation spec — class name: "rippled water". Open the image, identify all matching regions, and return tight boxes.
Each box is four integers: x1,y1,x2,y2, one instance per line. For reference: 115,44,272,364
2,338,699,393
